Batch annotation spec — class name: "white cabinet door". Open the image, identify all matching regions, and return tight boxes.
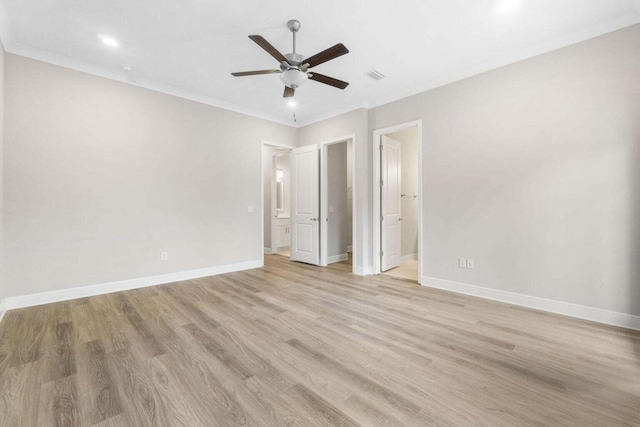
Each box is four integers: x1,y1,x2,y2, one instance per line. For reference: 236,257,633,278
276,225,289,248
381,136,402,271
290,145,320,265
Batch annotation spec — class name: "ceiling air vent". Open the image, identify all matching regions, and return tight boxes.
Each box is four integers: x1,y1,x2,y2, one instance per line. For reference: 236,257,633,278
366,70,386,81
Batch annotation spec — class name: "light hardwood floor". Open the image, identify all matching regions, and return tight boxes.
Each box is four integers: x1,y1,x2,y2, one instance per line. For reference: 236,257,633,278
1,255,639,426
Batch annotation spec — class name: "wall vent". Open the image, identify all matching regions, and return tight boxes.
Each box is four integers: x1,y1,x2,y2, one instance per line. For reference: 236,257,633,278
366,70,386,81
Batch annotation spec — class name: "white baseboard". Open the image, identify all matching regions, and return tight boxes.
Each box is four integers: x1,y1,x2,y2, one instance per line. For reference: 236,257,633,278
328,253,349,264
263,247,273,255
353,265,374,276
0,260,262,315
422,276,640,331
401,253,418,264
347,246,353,253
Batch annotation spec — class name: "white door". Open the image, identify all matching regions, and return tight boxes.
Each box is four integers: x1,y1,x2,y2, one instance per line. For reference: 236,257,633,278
381,136,402,271
291,145,320,265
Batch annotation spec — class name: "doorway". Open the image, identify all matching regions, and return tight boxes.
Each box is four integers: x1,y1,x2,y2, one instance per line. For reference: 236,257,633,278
321,138,354,267
372,121,423,282
262,142,293,259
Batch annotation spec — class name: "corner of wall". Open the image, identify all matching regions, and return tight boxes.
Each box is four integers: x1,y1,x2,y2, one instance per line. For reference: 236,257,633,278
0,36,6,308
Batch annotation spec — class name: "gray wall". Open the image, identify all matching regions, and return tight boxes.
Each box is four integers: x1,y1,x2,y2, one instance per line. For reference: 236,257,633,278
0,41,4,301
327,142,349,259
369,24,640,316
387,127,419,259
4,54,296,298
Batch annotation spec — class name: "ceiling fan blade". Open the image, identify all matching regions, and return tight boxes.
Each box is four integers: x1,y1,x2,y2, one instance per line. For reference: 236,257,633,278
303,43,349,68
309,73,349,89
283,86,295,98
248,35,290,65
231,70,281,77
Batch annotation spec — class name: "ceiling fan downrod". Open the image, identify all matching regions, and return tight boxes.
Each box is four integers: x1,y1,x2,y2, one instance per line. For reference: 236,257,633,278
287,19,300,55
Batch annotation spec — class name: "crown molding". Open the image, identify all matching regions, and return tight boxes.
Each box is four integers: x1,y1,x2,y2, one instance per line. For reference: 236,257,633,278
366,13,640,112
0,7,638,130
5,42,297,128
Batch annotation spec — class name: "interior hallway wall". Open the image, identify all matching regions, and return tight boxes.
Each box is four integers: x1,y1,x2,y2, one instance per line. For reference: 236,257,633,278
0,40,5,305
326,142,349,260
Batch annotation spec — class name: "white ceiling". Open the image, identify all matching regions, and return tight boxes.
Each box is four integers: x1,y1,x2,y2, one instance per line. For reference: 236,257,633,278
1,0,639,127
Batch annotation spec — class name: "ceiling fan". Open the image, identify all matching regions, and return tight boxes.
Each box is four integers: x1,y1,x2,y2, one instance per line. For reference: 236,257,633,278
231,20,349,98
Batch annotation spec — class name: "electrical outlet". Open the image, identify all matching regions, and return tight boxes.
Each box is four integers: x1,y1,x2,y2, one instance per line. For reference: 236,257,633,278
466,259,474,269
247,206,255,213
458,258,466,268
161,251,168,261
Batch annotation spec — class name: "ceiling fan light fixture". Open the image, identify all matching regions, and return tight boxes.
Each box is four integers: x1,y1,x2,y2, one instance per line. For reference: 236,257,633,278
280,69,308,89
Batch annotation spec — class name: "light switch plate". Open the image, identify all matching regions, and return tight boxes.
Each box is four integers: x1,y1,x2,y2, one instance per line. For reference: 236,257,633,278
458,258,466,268
466,259,474,269
247,206,255,213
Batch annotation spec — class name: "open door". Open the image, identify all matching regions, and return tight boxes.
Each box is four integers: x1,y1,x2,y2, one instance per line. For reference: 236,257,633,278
381,135,402,271
291,145,320,265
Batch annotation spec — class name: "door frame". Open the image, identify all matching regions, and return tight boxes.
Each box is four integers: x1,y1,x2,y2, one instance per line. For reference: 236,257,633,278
319,134,356,271
261,140,294,265
372,120,423,282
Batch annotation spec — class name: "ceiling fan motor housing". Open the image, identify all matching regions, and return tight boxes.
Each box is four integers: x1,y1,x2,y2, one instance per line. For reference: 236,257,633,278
281,52,308,88
280,69,308,88
283,53,306,68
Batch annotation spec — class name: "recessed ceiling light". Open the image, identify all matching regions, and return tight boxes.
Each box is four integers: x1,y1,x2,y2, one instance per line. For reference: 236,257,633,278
495,0,521,15
99,35,119,47
287,100,297,107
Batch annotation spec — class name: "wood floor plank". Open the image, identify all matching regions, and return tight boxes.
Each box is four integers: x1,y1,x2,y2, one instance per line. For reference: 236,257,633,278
0,254,639,426
38,375,80,427
77,340,123,425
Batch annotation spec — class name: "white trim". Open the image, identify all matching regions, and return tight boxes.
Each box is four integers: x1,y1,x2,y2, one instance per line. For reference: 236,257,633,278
0,0,15,49
5,43,296,127
353,265,374,276
263,247,273,255
422,276,640,331
319,134,357,274
372,120,423,284
0,14,637,129
297,14,640,128
401,253,418,264
347,245,353,253
328,254,349,264
1,260,262,313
